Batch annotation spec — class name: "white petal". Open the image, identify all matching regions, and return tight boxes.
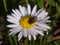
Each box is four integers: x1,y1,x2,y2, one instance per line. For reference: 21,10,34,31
39,30,44,36
42,16,51,23
22,29,27,37
9,29,20,36
40,12,48,20
0,41,3,44
34,30,44,36
33,35,36,40
41,20,51,23
7,24,17,28
7,19,19,24
19,5,25,16
11,13,19,20
12,9,21,21
7,16,17,21
44,16,50,20
46,20,51,22
23,6,27,15
7,15,14,19
9,31,14,35
47,32,48,34
9,26,22,31
12,9,19,17
31,5,37,16
35,9,43,16
37,10,47,20
28,34,31,40
15,9,22,19
34,26,48,31
32,28,44,36
37,23,51,29
18,32,22,41
7,15,18,21
13,29,21,34
28,29,38,35
37,10,45,17
27,4,31,15
37,17,51,24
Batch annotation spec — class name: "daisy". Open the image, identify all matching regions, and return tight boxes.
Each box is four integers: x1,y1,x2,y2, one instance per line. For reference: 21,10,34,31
7,4,51,41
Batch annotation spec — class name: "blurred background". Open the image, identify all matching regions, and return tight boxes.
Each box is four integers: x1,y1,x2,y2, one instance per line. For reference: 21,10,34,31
0,0,60,45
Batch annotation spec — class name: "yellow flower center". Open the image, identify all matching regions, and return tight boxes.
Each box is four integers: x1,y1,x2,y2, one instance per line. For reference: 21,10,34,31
20,16,37,29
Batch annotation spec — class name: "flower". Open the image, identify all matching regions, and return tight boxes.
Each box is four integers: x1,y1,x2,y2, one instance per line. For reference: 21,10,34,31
7,4,51,41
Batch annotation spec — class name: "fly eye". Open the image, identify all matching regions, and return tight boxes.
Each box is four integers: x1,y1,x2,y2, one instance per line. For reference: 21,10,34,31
28,17,37,24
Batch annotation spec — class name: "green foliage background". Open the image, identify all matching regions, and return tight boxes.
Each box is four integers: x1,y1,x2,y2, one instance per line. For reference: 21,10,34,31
0,0,60,45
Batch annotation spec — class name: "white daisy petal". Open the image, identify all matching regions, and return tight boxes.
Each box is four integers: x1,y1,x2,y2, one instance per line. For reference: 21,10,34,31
37,10,45,17
28,29,38,35
12,9,21,20
34,30,44,36
7,24,17,28
23,29,27,37
7,19,19,24
31,5,37,16
42,16,51,23
33,35,36,40
0,41,3,44
28,34,31,40
9,26,22,32
37,23,51,29
37,17,51,24
9,31,14,35
7,15,18,21
7,16,17,21
7,15,14,19
47,32,48,34
7,15,18,23
38,30,44,36
44,16,50,20
34,26,48,31
13,29,21,34
37,10,48,20
35,9,43,16
27,4,31,15
40,12,48,19
19,5,25,16
12,9,16,14
12,9,19,17
9,29,20,36
41,20,51,23
18,32,22,41
15,9,22,19
23,6,27,15
11,13,19,20
46,20,51,22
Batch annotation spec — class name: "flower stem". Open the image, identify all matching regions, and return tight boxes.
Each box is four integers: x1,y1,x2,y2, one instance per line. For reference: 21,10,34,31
43,33,48,45
30,38,35,45
8,35,13,45
3,0,8,12
36,0,44,8
13,35,18,45
36,0,41,8
40,36,42,45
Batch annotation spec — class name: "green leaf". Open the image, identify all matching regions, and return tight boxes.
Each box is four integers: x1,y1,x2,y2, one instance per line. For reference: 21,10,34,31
48,0,55,6
8,35,13,45
3,0,8,12
36,0,44,8
13,35,18,45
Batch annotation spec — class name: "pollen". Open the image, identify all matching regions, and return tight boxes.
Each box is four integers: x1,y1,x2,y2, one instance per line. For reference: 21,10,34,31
20,16,37,29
